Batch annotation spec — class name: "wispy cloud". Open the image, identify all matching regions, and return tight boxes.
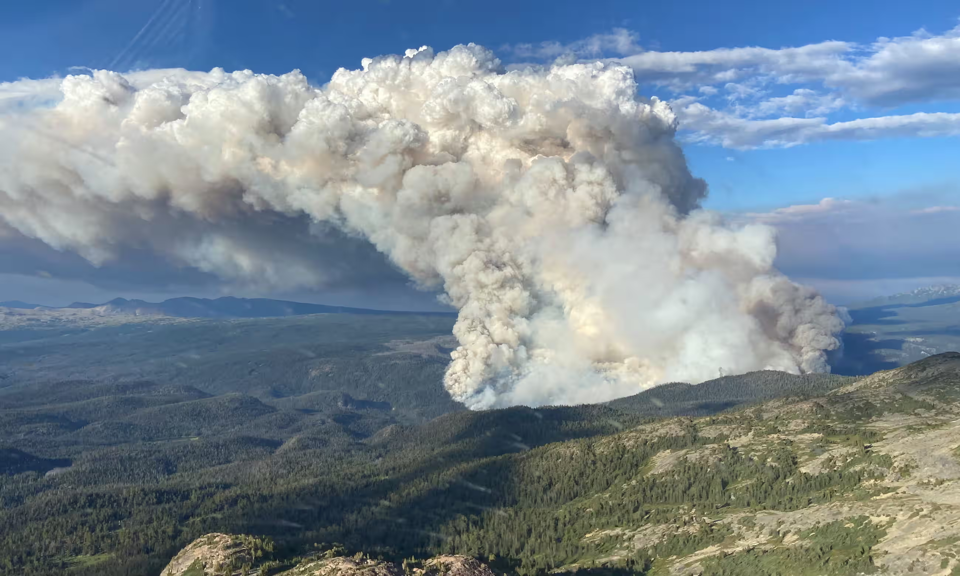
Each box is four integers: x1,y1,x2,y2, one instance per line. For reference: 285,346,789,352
745,198,856,223
911,206,960,215
503,28,642,61
673,103,960,149
506,22,960,149
636,23,960,148
617,23,960,107
749,89,847,119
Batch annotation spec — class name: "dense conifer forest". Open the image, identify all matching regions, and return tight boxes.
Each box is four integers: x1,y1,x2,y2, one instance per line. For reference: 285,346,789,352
2,314,959,575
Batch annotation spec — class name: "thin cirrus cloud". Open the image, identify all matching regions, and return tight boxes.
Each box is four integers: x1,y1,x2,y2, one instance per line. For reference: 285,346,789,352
672,103,960,149
628,23,960,149
506,22,960,149
503,28,643,60
616,23,960,106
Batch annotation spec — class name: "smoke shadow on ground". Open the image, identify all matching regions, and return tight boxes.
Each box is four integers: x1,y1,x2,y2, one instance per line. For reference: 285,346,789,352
831,332,902,376
217,406,638,565
903,296,960,308
846,307,908,326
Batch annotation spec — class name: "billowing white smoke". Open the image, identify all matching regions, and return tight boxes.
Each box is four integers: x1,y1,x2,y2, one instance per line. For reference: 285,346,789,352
0,44,844,408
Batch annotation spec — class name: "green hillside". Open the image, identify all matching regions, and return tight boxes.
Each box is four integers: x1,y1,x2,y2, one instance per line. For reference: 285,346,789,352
2,306,960,576
4,349,960,575
605,370,854,417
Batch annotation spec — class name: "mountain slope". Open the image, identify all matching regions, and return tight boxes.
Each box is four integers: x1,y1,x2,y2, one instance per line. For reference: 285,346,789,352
853,284,960,308
0,448,70,476
605,370,853,417
142,353,960,576
5,350,960,575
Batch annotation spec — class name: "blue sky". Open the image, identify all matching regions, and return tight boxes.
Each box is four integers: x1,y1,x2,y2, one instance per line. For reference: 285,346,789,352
3,0,958,75
0,0,958,306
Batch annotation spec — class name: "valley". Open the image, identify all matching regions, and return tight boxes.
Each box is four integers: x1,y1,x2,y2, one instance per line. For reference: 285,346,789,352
155,352,960,576
836,285,960,375
0,296,959,575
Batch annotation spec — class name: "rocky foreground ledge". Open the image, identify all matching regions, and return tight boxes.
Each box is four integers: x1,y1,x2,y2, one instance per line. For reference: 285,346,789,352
161,533,496,576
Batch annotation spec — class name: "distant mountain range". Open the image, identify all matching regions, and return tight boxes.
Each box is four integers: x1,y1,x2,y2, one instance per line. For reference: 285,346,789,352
2,284,957,375
0,300,42,309
0,296,454,318
851,284,960,308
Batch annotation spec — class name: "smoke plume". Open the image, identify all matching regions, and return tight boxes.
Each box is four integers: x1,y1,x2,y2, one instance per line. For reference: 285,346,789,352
0,44,844,408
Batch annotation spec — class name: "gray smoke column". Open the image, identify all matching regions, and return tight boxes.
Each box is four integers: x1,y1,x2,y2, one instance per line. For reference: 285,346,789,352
0,44,844,408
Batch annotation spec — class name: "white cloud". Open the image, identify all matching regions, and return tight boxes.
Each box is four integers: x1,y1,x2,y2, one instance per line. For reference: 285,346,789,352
617,41,852,91
673,99,960,149
651,22,960,148
724,82,763,101
617,23,960,108
746,198,856,222
836,26,960,107
750,89,847,118
504,28,642,61
504,22,960,148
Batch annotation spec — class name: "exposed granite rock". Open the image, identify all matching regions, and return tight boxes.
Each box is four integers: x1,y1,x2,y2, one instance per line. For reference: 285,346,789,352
418,555,497,576
160,533,266,576
162,538,495,576
279,556,404,576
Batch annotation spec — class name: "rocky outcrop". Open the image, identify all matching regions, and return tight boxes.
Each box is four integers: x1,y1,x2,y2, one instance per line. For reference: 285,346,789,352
418,555,496,576
160,533,267,576
161,537,495,576
279,556,405,576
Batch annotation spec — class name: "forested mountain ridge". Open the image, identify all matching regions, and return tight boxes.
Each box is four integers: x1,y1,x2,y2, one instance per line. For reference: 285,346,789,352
5,352,956,575
161,352,960,576
604,370,854,417
2,304,958,576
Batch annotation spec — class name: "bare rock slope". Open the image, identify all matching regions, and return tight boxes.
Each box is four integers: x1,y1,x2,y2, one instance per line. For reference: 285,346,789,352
161,535,494,576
